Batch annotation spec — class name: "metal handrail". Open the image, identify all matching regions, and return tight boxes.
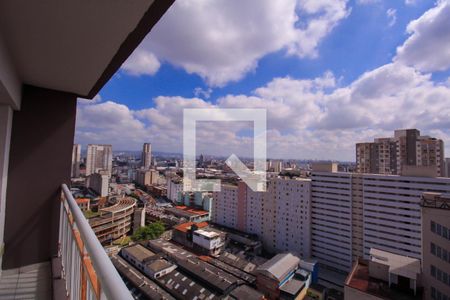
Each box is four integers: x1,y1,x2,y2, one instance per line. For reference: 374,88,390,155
61,184,133,300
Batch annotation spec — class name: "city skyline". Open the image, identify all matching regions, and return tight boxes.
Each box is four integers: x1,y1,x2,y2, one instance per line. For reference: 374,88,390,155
75,0,450,161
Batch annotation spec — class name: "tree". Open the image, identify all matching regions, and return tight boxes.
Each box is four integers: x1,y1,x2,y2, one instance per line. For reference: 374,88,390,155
132,221,165,241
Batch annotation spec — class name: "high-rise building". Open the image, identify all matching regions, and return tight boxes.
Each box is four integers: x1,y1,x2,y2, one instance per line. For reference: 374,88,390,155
85,144,112,176
87,172,109,197
421,192,450,300
212,178,311,258
444,158,450,177
311,162,450,278
71,144,81,178
141,143,152,170
356,129,445,176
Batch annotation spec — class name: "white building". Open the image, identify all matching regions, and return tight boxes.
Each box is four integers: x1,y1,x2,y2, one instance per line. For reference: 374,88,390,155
311,170,354,273
212,184,238,229
167,177,183,203
85,144,112,176
193,229,223,255
310,163,450,275
87,172,109,197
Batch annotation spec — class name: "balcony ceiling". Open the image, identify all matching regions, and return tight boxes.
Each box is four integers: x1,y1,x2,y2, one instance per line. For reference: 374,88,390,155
0,0,173,108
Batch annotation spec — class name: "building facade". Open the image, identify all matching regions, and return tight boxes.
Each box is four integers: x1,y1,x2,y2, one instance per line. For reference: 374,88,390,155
136,169,158,187
421,192,450,300
142,143,152,170
71,144,81,178
87,172,109,197
311,163,450,276
356,129,445,176
212,178,311,258
86,144,112,176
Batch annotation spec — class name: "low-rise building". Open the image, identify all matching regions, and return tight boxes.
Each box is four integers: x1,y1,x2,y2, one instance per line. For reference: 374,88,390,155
75,198,90,211
256,253,308,300
164,205,209,222
120,244,177,279
192,229,224,256
172,221,209,248
344,248,422,300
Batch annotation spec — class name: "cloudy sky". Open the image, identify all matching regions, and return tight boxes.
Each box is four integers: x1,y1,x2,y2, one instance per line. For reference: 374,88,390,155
75,0,450,161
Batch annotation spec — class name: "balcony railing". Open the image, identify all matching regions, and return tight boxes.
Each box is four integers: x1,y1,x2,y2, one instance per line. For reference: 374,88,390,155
58,184,133,300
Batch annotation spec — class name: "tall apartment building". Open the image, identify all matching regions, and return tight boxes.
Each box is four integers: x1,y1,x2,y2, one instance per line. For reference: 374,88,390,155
135,169,158,186
421,192,450,300
87,172,109,197
311,163,450,276
85,144,112,176
71,144,81,178
142,143,152,170
356,129,444,176
311,164,354,273
167,177,183,203
444,158,450,177
212,184,239,229
212,178,311,258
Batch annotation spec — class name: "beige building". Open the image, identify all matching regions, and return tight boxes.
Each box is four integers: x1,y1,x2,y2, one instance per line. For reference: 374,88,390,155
135,169,158,187
356,129,444,176
421,192,450,300
86,144,112,176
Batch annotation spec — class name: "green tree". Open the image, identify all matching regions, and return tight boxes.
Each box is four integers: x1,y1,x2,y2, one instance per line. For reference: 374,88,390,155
132,221,165,241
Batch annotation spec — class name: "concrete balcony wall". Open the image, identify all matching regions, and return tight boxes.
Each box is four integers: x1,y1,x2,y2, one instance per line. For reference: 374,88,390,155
3,85,76,269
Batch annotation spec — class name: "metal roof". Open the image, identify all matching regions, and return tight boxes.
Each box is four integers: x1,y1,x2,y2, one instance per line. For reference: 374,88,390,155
256,253,300,282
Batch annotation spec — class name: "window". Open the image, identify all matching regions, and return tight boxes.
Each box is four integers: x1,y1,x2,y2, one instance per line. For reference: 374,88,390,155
432,221,436,233
432,242,436,255
432,265,436,277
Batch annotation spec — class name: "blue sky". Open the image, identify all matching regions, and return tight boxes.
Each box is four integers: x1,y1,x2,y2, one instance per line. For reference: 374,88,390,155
76,0,450,160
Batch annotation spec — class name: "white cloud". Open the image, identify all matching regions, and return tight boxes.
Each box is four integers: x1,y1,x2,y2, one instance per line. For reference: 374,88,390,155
194,87,213,99
77,0,450,160
121,49,161,76
120,0,350,86
356,0,381,4
77,94,102,104
75,64,450,160
386,8,397,27
405,0,417,5
396,0,450,72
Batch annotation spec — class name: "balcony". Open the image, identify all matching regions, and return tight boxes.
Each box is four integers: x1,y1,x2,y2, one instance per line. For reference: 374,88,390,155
0,1,174,299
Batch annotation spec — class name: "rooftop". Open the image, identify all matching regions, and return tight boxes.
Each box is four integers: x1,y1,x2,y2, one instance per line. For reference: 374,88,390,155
229,285,264,300
279,277,305,296
370,248,421,280
421,192,450,210
157,269,217,300
194,229,220,239
345,259,422,300
257,253,300,282
122,244,155,263
146,259,174,273
173,221,209,233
